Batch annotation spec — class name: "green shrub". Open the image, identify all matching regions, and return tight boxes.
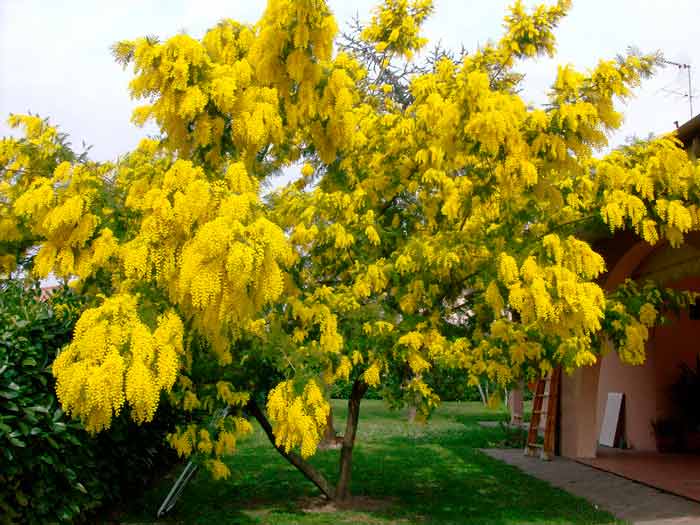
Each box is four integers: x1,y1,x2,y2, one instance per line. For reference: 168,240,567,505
0,281,180,524
330,378,382,400
329,369,485,402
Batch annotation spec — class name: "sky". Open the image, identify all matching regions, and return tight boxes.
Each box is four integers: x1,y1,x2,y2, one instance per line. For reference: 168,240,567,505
1,0,698,165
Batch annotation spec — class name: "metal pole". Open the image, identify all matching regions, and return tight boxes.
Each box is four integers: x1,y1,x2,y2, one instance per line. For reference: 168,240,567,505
662,59,693,119
688,65,694,118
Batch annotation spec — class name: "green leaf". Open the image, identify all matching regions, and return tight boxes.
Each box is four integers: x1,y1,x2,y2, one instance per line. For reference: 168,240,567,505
17,421,29,436
21,357,37,367
65,434,82,446
15,491,28,506
0,391,19,400
9,437,26,447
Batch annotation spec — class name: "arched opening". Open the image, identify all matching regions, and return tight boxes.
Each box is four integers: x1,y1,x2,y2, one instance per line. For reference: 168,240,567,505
561,235,700,501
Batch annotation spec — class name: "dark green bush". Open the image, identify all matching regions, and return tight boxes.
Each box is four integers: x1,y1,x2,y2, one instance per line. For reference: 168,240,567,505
0,281,180,524
329,369,485,402
329,378,382,400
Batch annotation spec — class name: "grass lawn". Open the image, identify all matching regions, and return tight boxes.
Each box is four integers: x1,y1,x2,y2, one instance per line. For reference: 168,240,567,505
116,400,620,525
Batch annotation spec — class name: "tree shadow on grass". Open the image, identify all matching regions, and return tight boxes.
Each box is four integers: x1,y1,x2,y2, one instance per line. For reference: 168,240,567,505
352,431,618,524
119,420,619,525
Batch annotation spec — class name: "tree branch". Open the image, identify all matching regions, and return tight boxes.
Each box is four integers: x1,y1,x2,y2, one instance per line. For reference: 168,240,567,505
246,399,336,500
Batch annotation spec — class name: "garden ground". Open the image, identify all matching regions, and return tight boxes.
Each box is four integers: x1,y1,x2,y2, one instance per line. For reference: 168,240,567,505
115,400,620,525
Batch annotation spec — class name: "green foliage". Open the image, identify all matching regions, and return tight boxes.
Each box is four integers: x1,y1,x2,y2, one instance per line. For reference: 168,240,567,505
329,378,381,400
423,368,486,402
0,281,85,523
330,369,486,402
0,280,181,524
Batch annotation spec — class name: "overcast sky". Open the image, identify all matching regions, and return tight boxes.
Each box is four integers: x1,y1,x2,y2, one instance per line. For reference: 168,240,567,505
1,0,698,164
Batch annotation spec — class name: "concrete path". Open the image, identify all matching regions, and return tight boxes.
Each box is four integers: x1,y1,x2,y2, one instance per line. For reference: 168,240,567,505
580,450,700,503
481,448,700,525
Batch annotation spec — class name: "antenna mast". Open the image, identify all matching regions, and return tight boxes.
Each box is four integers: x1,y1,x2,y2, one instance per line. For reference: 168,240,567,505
662,59,693,119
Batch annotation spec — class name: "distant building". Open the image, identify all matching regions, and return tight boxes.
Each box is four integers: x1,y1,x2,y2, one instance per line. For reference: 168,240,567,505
677,113,700,159
39,284,60,301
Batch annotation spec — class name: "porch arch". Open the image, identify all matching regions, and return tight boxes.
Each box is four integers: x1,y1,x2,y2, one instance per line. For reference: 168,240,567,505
561,239,661,458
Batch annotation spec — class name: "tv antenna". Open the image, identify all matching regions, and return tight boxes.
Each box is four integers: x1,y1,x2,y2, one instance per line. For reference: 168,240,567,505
661,58,693,119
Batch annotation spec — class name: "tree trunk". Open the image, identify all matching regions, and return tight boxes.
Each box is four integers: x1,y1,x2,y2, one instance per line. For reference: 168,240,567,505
508,382,524,426
407,405,417,423
477,382,487,405
335,379,368,501
246,399,336,500
319,406,342,449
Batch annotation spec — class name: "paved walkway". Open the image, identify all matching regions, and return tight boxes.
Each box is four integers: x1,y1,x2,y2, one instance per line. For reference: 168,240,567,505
580,449,700,503
481,449,700,525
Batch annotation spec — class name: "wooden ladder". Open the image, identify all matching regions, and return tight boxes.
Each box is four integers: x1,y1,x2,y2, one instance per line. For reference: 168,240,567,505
524,367,561,461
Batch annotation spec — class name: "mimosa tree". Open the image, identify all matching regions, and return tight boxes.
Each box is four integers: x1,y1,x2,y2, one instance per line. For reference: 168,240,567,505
1,0,698,503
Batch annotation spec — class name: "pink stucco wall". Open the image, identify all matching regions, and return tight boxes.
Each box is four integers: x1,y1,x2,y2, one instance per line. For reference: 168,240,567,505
596,348,658,450
560,245,700,458
595,306,700,452
561,363,600,458
652,298,700,419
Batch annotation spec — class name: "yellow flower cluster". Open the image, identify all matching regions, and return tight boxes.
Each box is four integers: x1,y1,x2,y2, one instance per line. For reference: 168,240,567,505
500,236,607,340
207,459,231,480
216,381,250,406
638,303,657,327
599,280,695,367
2,117,116,280
593,136,700,247
285,297,346,356
361,0,433,60
266,380,330,458
52,294,183,431
362,363,382,387
115,21,286,164
502,0,571,59
485,281,505,315
114,154,294,364
619,321,649,365
167,415,252,480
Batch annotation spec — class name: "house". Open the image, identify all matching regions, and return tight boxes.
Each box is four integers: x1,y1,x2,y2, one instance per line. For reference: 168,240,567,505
39,283,60,301
558,113,700,501
678,113,700,159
